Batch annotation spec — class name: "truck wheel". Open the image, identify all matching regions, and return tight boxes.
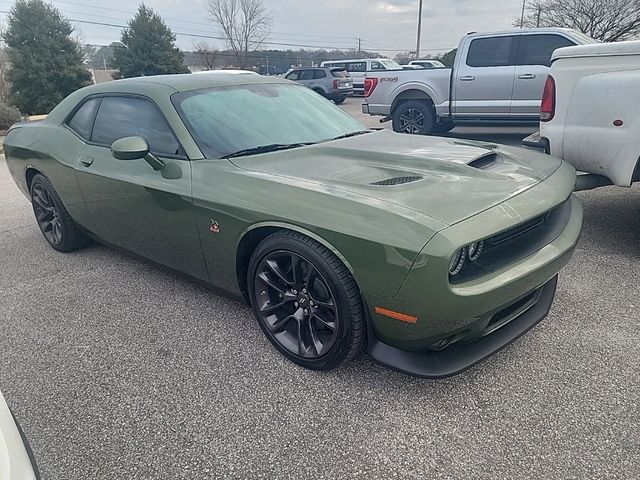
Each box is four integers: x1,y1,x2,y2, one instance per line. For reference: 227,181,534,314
392,101,435,135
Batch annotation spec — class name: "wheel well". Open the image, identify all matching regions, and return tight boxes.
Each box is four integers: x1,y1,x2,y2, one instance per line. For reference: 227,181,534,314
312,87,326,95
633,156,640,182
25,167,42,191
391,90,435,115
236,226,282,301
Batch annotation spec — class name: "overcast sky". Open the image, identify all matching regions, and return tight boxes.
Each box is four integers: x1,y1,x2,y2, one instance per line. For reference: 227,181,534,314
6,0,524,56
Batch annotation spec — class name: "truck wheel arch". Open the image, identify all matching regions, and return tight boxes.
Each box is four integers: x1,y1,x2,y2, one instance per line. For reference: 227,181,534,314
391,89,436,115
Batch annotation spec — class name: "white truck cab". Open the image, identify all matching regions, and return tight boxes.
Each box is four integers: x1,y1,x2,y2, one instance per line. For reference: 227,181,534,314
524,41,640,188
320,58,401,95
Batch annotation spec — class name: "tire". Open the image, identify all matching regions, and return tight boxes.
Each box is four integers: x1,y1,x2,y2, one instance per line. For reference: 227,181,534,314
30,174,88,252
392,100,436,135
248,231,365,371
333,97,346,105
433,121,455,134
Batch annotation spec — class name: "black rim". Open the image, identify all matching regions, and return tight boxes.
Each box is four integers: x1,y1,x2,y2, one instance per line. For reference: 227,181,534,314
254,251,339,359
399,108,425,134
32,184,63,245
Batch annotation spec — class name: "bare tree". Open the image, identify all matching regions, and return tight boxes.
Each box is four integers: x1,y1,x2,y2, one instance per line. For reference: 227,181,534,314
516,0,640,42
208,0,271,68
194,41,218,70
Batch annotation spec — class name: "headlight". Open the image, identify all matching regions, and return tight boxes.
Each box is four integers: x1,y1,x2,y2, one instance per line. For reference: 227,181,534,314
467,241,484,262
449,248,466,276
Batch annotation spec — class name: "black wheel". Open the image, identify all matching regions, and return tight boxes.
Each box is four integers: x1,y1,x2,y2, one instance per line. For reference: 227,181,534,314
30,174,87,252
433,120,455,134
248,231,365,371
333,97,346,105
392,100,435,135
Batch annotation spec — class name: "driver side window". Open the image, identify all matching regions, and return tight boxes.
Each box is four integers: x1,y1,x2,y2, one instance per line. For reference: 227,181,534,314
91,96,182,156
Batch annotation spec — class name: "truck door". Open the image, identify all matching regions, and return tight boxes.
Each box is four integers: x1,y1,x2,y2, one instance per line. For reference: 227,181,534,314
452,35,518,119
511,33,576,120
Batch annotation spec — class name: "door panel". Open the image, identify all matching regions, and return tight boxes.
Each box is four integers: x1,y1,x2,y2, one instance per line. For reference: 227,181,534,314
453,35,517,118
73,95,209,281
75,146,208,281
511,34,576,118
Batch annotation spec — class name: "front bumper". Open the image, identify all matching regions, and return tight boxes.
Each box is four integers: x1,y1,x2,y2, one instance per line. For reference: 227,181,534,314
362,161,583,377
367,276,557,378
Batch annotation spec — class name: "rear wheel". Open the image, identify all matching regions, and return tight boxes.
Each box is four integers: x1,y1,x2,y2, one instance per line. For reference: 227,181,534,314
30,174,87,252
392,100,435,135
333,97,346,105
248,231,365,371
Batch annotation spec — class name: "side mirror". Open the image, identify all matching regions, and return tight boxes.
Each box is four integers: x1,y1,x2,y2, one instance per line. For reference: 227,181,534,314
111,136,149,160
111,136,165,171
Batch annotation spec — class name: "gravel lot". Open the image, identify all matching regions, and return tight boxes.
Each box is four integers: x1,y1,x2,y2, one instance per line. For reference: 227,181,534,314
1,109,639,479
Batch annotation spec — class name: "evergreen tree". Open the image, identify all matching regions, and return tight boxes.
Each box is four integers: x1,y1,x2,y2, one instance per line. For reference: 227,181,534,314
3,0,92,115
112,4,189,78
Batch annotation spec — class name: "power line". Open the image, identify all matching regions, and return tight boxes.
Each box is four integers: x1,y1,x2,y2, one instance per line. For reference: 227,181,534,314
49,0,360,41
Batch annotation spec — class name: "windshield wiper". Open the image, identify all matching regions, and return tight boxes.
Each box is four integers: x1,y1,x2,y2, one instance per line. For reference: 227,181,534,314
329,130,372,141
223,142,315,159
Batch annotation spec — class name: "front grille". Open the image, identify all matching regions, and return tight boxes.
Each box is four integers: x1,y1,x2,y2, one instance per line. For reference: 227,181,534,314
488,212,550,246
371,176,422,186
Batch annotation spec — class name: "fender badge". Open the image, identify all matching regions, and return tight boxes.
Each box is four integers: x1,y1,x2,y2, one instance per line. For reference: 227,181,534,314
209,220,220,234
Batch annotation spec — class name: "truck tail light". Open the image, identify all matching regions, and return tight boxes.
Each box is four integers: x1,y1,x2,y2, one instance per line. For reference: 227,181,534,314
540,75,555,122
333,79,339,89
364,78,378,97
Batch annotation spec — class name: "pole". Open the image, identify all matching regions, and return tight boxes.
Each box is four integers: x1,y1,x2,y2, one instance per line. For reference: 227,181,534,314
536,5,542,27
520,0,526,28
416,0,423,59
357,37,361,54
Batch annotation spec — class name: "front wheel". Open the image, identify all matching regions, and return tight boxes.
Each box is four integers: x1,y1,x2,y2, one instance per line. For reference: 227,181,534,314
248,231,365,371
392,100,435,135
30,174,88,252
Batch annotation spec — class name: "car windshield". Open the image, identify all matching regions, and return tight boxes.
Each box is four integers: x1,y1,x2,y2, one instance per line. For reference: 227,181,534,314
172,83,366,158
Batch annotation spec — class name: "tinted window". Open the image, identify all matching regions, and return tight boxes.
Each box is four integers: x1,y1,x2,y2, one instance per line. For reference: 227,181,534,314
313,69,326,79
517,34,575,67
370,61,385,71
67,97,101,140
325,62,346,69
467,36,516,67
91,97,181,156
330,69,348,78
285,71,300,80
298,70,314,80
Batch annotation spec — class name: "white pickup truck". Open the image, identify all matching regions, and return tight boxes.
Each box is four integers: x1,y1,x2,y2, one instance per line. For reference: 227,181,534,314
523,41,640,189
362,28,595,134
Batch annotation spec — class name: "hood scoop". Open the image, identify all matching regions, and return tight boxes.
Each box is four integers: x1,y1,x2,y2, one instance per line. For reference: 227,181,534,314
371,175,423,186
468,153,502,170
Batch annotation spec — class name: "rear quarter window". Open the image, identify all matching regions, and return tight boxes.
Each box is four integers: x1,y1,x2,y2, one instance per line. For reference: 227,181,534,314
66,97,101,140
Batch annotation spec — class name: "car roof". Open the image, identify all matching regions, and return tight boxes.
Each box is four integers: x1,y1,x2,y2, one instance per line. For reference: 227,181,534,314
79,72,283,95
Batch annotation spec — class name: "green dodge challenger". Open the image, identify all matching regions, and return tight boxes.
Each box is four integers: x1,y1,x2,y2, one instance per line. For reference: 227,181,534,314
3,73,583,377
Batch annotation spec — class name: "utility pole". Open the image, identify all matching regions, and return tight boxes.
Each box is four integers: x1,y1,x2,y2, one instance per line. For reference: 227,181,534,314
357,37,361,54
520,0,526,28
416,0,423,59
536,4,542,27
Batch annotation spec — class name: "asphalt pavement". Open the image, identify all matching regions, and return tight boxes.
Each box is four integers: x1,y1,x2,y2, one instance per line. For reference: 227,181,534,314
1,109,639,479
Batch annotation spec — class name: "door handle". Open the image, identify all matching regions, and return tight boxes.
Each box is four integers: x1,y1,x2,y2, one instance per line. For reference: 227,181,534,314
79,156,94,167
460,75,475,81
518,74,536,80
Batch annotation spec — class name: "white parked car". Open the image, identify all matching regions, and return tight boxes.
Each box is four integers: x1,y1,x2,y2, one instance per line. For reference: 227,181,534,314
524,40,640,189
408,59,446,69
320,58,401,95
0,390,39,479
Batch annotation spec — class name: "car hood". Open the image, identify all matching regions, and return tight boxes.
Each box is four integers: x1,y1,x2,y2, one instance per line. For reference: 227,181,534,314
230,130,563,226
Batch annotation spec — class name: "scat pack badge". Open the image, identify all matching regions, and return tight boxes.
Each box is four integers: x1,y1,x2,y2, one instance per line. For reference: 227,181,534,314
209,220,220,234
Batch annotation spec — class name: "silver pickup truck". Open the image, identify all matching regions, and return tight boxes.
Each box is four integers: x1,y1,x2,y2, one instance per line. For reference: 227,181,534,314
362,28,596,134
